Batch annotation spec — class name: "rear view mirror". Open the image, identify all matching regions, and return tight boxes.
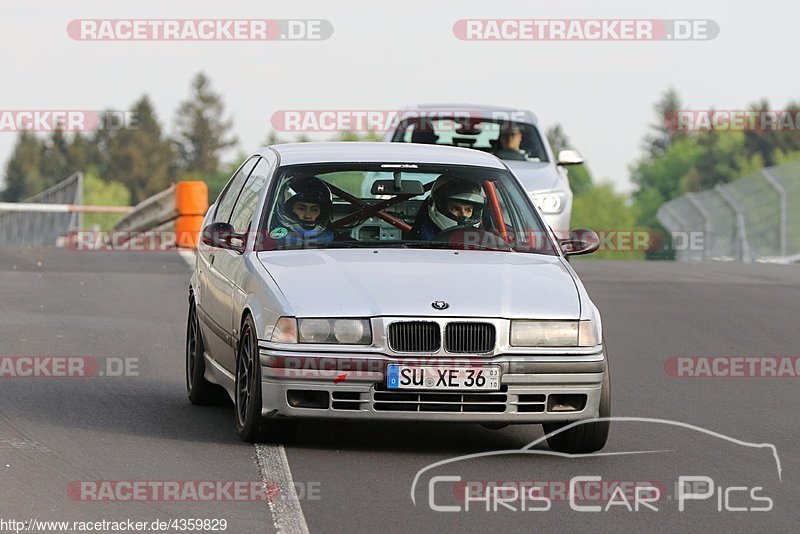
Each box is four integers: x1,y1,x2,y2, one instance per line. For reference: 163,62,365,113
371,180,424,196
557,149,584,166
201,222,245,252
560,229,600,256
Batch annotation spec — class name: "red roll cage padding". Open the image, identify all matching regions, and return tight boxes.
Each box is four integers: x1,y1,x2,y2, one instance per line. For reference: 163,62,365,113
325,181,442,233
482,179,508,242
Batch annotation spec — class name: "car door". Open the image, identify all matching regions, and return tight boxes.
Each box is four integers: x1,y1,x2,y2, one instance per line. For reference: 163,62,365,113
196,156,259,372
215,157,272,371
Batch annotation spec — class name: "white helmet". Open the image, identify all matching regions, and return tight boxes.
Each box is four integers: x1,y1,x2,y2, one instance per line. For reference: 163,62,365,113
427,175,486,232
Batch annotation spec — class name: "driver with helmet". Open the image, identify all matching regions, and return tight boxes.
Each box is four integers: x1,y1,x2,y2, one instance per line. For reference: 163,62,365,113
272,175,335,245
410,174,487,240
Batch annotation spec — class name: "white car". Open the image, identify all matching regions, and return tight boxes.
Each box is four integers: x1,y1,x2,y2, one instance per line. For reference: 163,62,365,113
384,104,583,236
187,142,608,453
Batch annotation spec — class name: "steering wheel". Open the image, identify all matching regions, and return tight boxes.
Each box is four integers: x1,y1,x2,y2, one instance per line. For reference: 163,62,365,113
432,226,513,251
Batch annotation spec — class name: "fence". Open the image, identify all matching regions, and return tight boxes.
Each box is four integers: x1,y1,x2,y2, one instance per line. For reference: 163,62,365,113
0,172,83,246
113,181,208,248
657,160,800,263
0,174,207,249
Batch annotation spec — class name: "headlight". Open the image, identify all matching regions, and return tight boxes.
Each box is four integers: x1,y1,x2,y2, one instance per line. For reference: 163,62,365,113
578,320,600,347
297,318,372,345
510,320,599,347
333,319,368,344
299,319,332,343
530,192,564,214
269,317,298,343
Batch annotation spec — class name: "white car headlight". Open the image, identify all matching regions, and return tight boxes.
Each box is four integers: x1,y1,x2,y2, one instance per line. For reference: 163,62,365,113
333,319,368,344
269,317,298,343
297,318,372,345
530,191,565,214
578,319,600,347
510,320,599,347
299,319,332,343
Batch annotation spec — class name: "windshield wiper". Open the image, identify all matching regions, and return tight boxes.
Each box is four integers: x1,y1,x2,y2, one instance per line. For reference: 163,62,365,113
271,240,515,252
273,241,404,250
399,241,514,252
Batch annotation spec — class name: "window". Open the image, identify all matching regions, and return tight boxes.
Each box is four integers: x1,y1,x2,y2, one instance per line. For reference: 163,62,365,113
214,156,258,223
393,118,549,162
259,163,556,255
230,157,271,234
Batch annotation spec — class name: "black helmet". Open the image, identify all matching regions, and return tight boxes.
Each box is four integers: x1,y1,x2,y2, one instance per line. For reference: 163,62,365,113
276,176,333,235
428,175,486,231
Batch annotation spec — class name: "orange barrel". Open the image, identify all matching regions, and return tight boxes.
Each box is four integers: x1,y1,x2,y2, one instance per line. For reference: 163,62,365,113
175,215,205,249
175,181,209,216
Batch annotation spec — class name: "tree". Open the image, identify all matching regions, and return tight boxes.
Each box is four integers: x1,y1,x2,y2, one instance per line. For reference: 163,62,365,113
743,99,800,166
643,87,686,158
264,131,285,146
82,170,131,230
1,132,45,201
332,130,382,142
546,124,593,196
105,96,175,202
680,129,762,192
39,129,72,184
67,132,94,174
630,137,700,228
174,72,237,175
571,183,643,260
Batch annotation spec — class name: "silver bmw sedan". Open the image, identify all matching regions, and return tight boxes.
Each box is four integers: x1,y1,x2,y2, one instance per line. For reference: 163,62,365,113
187,142,609,453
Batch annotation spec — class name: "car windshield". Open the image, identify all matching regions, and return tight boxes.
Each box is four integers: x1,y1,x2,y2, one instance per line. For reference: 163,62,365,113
257,163,558,255
391,117,549,162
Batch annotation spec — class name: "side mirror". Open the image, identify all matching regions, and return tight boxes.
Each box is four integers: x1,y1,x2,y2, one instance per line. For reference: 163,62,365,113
557,149,584,166
201,222,245,252
560,229,600,256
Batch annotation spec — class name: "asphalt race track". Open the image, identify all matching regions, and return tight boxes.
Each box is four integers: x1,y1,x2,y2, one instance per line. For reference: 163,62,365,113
1,246,798,533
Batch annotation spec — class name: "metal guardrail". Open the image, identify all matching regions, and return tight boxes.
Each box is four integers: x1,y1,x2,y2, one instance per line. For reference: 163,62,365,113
114,181,208,248
0,172,83,245
657,160,800,263
0,175,208,249
113,184,177,233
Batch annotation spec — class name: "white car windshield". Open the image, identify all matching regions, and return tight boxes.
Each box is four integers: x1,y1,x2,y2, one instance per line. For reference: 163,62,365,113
391,118,549,162
257,163,558,255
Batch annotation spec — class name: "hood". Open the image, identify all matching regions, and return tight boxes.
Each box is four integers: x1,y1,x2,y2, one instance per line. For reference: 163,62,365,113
257,249,580,319
502,160,561,192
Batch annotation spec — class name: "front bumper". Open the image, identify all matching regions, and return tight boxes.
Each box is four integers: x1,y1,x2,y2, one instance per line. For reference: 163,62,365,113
258,347,606,423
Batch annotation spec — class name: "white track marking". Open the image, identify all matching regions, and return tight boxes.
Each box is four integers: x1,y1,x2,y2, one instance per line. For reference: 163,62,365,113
254,444,310,534
178,250,196,268
178,248,307,531
0,439,50,452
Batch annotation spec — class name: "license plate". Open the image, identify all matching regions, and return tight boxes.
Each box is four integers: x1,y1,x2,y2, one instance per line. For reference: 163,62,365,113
386,364,501,391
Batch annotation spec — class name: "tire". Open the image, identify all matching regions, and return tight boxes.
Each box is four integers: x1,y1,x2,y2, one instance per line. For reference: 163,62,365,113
186,298,224,405
543,356,610,454
234,315,297,443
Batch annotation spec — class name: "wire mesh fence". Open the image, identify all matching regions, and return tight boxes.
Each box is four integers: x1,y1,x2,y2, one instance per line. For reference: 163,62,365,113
0,172,83,246
657,160,800,263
